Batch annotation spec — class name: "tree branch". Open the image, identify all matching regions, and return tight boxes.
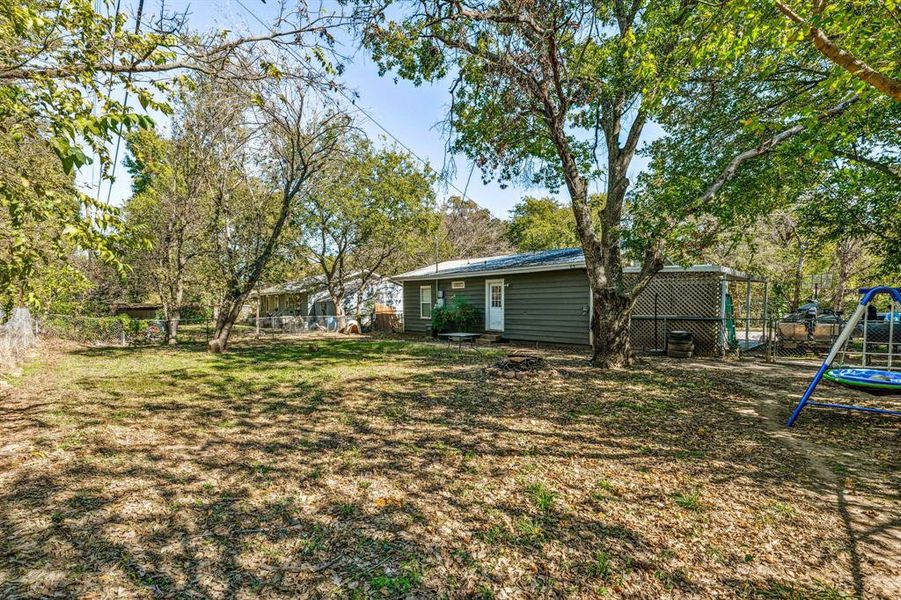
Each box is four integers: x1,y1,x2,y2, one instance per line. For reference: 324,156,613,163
697,94,859,205
774,1,901,101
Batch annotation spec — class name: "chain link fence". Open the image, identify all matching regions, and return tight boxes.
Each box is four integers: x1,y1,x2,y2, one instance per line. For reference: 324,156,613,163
1,308,37,369
630,315,846,361
36,312,404,347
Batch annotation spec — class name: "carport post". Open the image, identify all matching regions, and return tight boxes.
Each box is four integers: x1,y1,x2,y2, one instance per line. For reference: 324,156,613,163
719,276,728,358
744,276,752,349
763,279,773,362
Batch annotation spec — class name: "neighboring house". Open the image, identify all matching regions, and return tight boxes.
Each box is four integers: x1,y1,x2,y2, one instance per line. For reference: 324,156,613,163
251,274,402,321
110,303,162,320
394,248,766,356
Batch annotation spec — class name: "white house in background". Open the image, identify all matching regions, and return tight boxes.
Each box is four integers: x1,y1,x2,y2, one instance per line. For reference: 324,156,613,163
250,273,402,320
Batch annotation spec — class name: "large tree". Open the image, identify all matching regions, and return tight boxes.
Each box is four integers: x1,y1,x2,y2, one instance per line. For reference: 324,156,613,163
437,195,511,260
360,1,726,366
752,0,900,101
298,136,436,328
205,82,350,352
0,0,349,303
123,80,229,343
360,0,893,366
506,196,577,251
506,194,605,251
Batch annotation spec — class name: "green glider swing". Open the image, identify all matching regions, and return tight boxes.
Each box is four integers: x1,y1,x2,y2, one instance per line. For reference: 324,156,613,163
787,286,901,426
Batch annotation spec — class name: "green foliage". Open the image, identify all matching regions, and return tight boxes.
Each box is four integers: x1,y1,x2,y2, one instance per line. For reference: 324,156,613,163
708,1,900,102
361,0,896,290
588,550,612,580
25,264,92,315
0,118,131,309
630,0,899,267
506,195,607,251
298,135,438,283
431,296,478,333
673,490,703,511
370,560,422,595
1,0,171,176
41,313,140,344
526,482,557,514
2,1,344,316
797,165,900,277
507,196,579,251
0,0,177,307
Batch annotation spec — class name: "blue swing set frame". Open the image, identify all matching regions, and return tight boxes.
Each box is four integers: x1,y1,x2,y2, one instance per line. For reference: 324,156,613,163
787,286,901,427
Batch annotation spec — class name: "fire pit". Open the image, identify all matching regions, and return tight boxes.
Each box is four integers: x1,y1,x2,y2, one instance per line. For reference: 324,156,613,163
486,351,546,379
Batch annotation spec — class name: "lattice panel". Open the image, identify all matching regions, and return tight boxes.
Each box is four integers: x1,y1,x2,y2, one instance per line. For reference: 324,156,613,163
630,318,722,355
630,272,722,317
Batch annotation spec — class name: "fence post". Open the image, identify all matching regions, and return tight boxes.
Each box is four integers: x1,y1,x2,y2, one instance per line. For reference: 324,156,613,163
255,297,261,339
744,276,752,352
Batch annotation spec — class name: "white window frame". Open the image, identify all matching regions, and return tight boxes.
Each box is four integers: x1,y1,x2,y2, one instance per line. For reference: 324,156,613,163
419,285,432,319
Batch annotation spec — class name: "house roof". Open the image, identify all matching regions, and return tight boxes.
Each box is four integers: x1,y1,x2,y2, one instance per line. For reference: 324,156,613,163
255,275,325,296
394,248,761,282
255,273,398,297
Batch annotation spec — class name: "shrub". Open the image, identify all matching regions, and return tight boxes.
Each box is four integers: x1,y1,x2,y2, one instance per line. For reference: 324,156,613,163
431,296,479,332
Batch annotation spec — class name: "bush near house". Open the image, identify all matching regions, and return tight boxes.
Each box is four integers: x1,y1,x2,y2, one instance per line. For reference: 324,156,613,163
431,297,479,333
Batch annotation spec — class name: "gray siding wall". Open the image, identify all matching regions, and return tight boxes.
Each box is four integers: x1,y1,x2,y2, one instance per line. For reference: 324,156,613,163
504,269,590,345
403,269,590,345
403,281,437,333
403,277,487,333
439,277,487,327
402,268,722,352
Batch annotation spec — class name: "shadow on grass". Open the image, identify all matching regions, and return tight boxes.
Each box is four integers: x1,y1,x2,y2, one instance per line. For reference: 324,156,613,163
1,337,896,597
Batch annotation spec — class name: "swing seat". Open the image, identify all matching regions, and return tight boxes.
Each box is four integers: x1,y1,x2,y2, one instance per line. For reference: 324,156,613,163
823,368,901,396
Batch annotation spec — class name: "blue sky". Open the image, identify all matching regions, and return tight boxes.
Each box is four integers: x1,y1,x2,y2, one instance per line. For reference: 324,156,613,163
80,0,661,218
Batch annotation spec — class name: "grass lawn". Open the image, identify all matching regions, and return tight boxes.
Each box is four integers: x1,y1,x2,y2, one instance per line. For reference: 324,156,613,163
1,336,898,599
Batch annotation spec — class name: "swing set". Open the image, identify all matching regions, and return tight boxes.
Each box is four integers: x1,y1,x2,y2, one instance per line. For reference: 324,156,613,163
787,286,901,426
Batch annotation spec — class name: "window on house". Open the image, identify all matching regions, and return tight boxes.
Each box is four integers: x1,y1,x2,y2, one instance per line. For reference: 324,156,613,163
491,285,502,308
420,286,432,319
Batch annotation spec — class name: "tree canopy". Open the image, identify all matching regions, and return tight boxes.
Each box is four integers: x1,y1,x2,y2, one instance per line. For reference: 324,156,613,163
297,135,437,324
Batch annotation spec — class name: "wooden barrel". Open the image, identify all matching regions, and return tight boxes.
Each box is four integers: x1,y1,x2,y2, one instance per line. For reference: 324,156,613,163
667,330,694,358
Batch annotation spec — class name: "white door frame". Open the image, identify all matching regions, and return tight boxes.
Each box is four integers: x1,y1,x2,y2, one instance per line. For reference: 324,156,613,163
485,279,505,331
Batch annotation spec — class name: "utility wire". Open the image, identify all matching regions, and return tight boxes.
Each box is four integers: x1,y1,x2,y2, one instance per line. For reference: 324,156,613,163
104,0,146,206
232,0,480,206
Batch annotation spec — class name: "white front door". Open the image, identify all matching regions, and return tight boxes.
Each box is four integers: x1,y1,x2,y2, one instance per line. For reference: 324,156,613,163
486,279,504,331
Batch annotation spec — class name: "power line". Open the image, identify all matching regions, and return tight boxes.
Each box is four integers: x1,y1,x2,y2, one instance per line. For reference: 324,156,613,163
231,0,479,205
103,0,146,206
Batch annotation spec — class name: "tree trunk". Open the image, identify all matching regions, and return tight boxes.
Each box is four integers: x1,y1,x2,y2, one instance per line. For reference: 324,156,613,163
590,287,634,368
331,293,347,332
792,245,805,311
167,308,180,345
832,239,857,313
208,291,247,352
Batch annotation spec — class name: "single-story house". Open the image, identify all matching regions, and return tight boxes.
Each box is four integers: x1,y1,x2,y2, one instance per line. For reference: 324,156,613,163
394,248,767,356
250,274,402,321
